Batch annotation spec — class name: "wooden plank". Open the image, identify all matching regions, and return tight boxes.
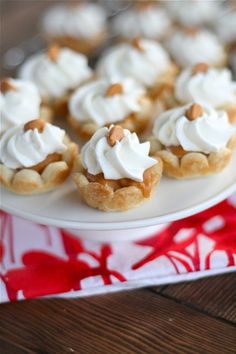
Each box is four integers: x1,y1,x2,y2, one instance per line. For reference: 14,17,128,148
0,338,35,354
0,290,235,354
158,273,236,323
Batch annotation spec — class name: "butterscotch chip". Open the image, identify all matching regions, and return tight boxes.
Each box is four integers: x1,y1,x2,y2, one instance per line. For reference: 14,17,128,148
105,83,123,97
30,153,62,173
184,27,199,36
135,2,152,11
47,44,60,61
169,146,187,158
132,37,144,51
24,119,46,133
192,63,209,75
186,103,203,121
0,79,17,93
107,125,124,146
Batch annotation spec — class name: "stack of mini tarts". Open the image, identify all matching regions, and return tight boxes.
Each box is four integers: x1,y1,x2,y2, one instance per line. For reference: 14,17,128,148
73,125,163,212
0,119,78,194
68,80,154,141
150,103,236,179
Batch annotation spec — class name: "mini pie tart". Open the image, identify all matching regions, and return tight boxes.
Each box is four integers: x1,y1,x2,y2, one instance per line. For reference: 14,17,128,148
155,64,236,124
68,95,154,141
42,3,108,56
73,125,163,212
73,154,163,212
0,120,78,194
150,103,236,179
68,80,153,140
18,45,93,118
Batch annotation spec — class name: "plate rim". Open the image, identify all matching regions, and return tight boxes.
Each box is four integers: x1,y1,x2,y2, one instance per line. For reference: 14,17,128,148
1,181,236,230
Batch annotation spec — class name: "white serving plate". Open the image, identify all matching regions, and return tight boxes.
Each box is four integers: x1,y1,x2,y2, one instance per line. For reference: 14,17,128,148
1,152,236,233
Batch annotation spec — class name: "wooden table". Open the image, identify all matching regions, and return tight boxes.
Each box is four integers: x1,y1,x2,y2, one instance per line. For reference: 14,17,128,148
1,2,236,353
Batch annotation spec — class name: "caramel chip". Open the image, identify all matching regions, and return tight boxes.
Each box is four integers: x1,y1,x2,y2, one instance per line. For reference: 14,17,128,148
105,83,123,97
192,63,209,75
132,37,144,52
107,125,124,146
169,146,187,158
184,27,199,36
135,2,152,11
24,119,46,133
0,79,17,93
47,44,60,61
30,153,62,173
186,103,203,121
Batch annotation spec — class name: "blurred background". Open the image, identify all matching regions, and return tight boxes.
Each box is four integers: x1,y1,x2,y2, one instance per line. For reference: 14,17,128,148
0,0,132,76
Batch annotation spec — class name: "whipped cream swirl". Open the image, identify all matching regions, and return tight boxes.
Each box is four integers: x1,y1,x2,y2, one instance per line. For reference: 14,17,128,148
167,30,225,68
0,79,41,134
164,0,222,27
112,6,171,40
96,40,171,87
19,48,92,100
153,104,235,154
69,79,146,126
215,10,236,45
81,126,157,182
0,123,66,169
41,3,107,39
175,67,236,107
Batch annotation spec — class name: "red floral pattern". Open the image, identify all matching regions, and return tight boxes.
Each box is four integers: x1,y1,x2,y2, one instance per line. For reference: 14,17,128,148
0,195,236,302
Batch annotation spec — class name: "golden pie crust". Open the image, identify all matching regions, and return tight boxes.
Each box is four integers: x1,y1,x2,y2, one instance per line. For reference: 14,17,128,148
148,63,179,101
40,104,54,123
46,31,108,56
73,155,163,211
68,95,154,140
149,135,236,179
0,138,78,194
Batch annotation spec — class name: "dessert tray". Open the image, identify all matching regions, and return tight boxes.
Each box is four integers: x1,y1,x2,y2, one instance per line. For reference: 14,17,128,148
1,152,236,234
1,3,236,242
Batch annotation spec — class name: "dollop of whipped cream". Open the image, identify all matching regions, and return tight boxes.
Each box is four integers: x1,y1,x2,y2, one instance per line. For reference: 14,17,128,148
175,67,236,107
167,29,225,68
69,79,146,126
41,3,107,39
19,48,92,100
112,6,171,40
215,10,236,45
164,0,222,27
0,123,66,169
153,104,235,154
0,79,41,134
96,39,171,87
81,126,157,182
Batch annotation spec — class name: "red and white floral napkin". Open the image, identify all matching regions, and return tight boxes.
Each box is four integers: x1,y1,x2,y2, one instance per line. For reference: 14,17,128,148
1,194,236,303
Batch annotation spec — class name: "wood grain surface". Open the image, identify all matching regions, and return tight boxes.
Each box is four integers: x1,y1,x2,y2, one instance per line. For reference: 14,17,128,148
1,1,236,353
